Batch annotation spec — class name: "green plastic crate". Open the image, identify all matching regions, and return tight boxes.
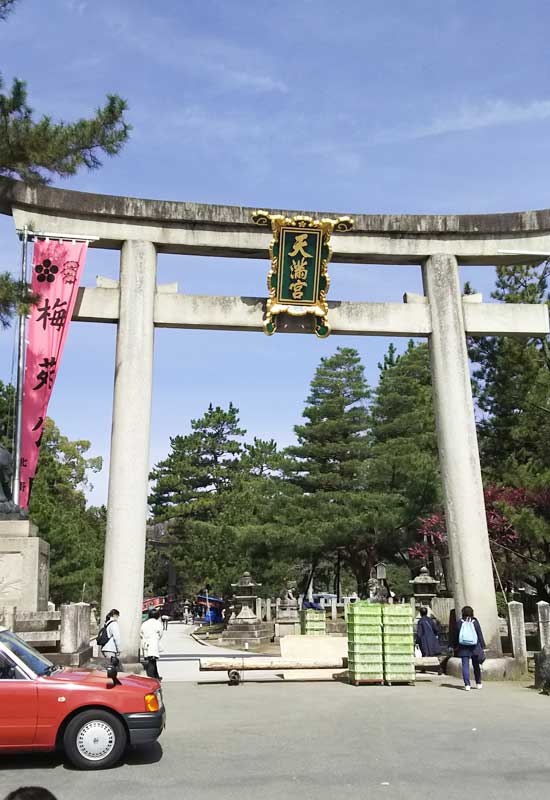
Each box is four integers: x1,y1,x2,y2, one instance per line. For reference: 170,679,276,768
383,642,414,655
348,653,384,664
382,623,413,634
383,654,414,665
348,660,384,675
348,636,383,645
384,672,415,682
383,632,413,643
349,664,384,675
348,627,382,637
349,672,384,683
347,620,382,629
348,642,383,655
300,609,326,635
382,605,413,617
348,602,382,616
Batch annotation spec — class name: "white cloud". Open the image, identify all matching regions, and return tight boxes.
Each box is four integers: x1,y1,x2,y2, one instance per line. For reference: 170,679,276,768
102,10,287,96
64,0,88,12
373,98,550,144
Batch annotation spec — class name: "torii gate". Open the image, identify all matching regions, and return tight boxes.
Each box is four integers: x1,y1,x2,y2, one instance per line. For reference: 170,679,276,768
1,177,549,661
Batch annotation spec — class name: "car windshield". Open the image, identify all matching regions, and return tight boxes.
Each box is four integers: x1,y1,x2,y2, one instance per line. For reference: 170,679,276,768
0,630,56,677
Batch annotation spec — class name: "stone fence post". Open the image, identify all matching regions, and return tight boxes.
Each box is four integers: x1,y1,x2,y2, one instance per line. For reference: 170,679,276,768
60,602,91,654
331,598,337,621
537,601,550,650
343,598,350,621
1,606,16,631
255,597,263,621
507,601,528,673
265,598,272,622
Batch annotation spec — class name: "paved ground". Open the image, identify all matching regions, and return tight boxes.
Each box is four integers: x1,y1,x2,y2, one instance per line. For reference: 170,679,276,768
158,622,282,683
3,626,550,800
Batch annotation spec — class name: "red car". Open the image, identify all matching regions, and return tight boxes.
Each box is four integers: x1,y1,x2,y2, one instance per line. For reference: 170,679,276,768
0,626,165,770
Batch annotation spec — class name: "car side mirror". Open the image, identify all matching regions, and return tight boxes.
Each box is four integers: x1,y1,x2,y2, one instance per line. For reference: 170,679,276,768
106,665,121,687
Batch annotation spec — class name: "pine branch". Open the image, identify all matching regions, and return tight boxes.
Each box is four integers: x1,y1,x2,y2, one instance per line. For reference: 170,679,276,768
0,0,16,21
0,78,131,184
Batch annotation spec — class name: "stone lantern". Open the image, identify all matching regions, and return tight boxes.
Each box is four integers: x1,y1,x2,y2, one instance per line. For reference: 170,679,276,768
230,570,260,616
221,571,271,649
410,566,440,613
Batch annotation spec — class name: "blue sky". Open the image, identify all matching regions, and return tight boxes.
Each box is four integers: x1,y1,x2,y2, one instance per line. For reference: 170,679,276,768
2,0,550,504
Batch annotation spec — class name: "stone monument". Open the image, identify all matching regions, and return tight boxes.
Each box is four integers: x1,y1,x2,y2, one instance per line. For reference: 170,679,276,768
0,447,49,613
275,580,301,639
0,519,49,612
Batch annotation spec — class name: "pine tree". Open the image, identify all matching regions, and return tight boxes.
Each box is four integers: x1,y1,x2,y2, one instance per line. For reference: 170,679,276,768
283,347,376,594
367,341,441,580
148,403,247,596
149,403,245,520
288,347,370,494
468,263,550,480
368,341,439,512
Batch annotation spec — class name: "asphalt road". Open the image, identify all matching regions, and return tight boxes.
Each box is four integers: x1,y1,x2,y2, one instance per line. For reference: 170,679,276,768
2,678,550,800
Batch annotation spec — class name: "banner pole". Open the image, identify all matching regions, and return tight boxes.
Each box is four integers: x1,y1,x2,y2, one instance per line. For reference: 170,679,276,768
13,226,29,505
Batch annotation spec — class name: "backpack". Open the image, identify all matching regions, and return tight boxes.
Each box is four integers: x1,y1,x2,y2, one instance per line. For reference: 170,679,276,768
96,620,112,648
459,618,478,646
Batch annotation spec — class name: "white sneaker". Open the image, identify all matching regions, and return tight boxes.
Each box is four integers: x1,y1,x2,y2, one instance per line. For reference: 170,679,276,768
476,683,483,689
464,685,471,691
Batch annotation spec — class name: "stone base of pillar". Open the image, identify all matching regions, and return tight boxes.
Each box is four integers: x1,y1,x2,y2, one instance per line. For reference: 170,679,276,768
0,520,49,612
221,605,272,648
274,619,302,639
50,646,93,668
445,656,528,682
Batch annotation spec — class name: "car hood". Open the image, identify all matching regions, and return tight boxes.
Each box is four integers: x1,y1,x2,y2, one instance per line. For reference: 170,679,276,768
45,668,159,691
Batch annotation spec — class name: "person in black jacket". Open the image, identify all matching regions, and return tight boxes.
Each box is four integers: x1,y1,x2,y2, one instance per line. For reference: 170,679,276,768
416,607,442,657
453,605,486,690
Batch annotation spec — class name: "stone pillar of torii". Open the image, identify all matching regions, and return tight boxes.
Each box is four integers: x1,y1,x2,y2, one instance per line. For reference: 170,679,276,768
3,177,549,660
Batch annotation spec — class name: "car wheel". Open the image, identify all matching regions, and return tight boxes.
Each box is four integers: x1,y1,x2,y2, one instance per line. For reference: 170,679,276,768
63,709,127,770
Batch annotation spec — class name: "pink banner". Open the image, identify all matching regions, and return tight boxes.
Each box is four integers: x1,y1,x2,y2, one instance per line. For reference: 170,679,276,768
19,240,88,508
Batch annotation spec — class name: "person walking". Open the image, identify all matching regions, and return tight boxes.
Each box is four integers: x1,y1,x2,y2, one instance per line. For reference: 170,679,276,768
140,608,163,680
161,603,170,631
415,607,442,658
453,605,486,690
100,608,121,668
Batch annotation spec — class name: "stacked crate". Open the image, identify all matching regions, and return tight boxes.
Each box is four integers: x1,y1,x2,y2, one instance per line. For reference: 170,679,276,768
382,604,415,684
347,602,384,685
300,608,326,636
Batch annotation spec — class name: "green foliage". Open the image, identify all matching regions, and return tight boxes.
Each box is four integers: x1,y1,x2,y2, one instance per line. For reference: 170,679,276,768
344,341,439,593
288,347,370,494
27,417,105,605
368,341,439,526
0,0,16,21
149,402,245,520
0,272,38,329
0,379,15,449
0,79,130,185
464,263,550,600
468,263,550,480
282,348,374,591
148,403,248,596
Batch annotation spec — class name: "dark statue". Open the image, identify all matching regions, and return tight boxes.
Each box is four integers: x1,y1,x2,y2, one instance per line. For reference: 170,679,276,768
0,445,26,519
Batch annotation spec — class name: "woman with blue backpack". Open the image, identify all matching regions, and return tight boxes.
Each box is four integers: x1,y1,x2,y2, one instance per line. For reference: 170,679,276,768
453,605,486,690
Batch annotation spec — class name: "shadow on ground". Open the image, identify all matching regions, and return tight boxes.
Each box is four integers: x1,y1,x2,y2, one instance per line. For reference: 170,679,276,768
0,742,163,772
